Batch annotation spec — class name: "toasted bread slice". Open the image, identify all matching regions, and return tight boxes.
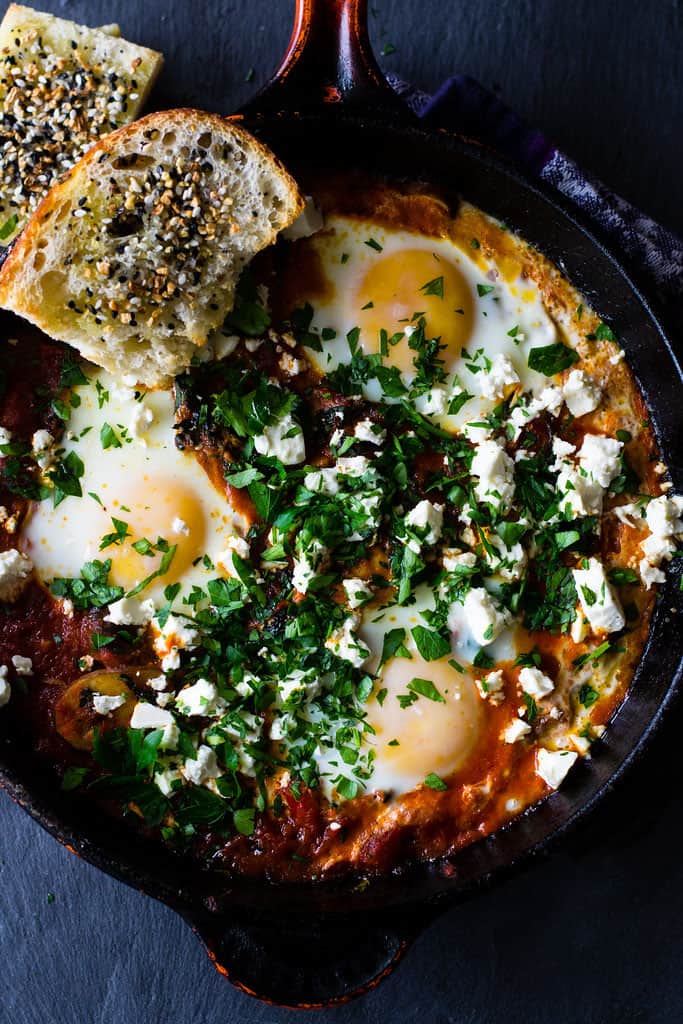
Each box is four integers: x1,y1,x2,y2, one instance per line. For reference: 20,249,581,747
0,109,305,385
0,4,163,243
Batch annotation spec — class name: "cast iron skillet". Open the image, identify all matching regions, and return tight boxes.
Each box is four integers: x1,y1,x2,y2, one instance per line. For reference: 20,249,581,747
1,0,682,1008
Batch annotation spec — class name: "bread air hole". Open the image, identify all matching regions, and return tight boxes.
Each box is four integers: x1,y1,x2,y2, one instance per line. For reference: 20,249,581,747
33,251,45,271
111,153,154,170
40,270,67,305
197,132,213,150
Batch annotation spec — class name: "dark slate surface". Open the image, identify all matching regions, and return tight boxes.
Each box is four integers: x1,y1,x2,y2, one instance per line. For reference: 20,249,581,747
1,2,682,1021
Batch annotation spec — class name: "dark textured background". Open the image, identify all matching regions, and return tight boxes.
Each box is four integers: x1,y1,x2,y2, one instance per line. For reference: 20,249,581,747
1,2,682,1022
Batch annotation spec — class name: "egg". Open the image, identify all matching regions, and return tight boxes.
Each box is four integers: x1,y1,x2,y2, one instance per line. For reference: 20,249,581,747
354,586,490,795
294,214,558,424
21,369,247,605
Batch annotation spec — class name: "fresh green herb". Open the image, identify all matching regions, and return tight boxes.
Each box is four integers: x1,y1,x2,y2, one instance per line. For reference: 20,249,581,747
476,283,495,297
379,628,411,667
61,766,88,791
364,238,383,252
578,684,599,707
49,451,84,506
424,772,448,791
0,214,18,239
100,422,122,450
99,516,130,550
412,626,450,662
407,677,445,703
527,341,579,376
420,276,444,299
607,567,639,585
233,807,256,836
126,545,177,598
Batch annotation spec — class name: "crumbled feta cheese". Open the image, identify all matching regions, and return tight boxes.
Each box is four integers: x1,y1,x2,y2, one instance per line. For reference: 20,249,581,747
254,413,306,465
11,654,32,676
176,678,226,717
148,675,167,692
171,517,190,537
0,665,10,708
562,370,602,417
342,577,373,609
304,467,340,495
31,429,55,470
104,596,154,626
292,539,327,594
572,557,625,634
551,436,576,469
578,434,623,489
216,534,250,577
336,455,371,477
405,500,444,549
281,196,324,240
609,349,625,365
279,352,306,376
556,463,604,517
129,402,155,441
0,426,12,447
92,692,127,716
414,386,450,417
183,744,220,786
480,353,520,400
154,767,183,796
330,427,345,448
0,548,33,602
477,669,505,703
639,557,666,589
325,615,371,668
353,418,386,445
213,334,240,360
458,587,511,647
277,669,319,706
244,338,263,353
153,614,198,673
519,666,555,698
130,702,178,748
536,748,578,789
470,438,515,507
443,548,477,573
503,717,531,744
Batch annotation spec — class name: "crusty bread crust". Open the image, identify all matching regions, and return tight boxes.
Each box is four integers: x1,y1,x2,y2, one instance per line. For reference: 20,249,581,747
0,4,163,241
0,108,304,386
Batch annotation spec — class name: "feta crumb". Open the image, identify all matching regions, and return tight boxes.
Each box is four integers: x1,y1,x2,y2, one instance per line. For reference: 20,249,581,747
281,196,324,240
0,426,12,447
443,548,477,573
304,467,340,495
519,666,554,698
171,517,190,537
0,548,33,602
0,665,11,708
405,500,444,549
342,577,373,609
11,654,32,676
572,557,625,634
216,534,250,578
129,402,155,441
503,717,531,744
480,353,520,400
551,436,576,469
130,702,178,748
459,587,511,647
556,463,604,517
279,352,306,377
414,386,451,417
183,744,220,786
154,767,183,796
330,428,345,448
336,455,371,477
92,692,127,716
325,615,371,668
176,678,226,717
353,418,386,445
244,338,263,353
471,438,515,508
639,557,666,590
477,669,505,703
254,413,305,465
148,675,167,692
104,596,155,626
292,539,327,594
536,748,578,789
31,429,55,470
213,334,240,360
562,369,602,417
578,434,623,489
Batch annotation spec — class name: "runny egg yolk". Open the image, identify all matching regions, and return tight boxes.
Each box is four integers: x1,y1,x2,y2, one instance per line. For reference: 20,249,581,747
99,478,209,591
364,653,481,794
354,248,474,372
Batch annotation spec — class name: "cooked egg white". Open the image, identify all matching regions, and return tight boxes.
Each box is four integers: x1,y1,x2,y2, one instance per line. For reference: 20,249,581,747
299,214,557,426
21,369,247,605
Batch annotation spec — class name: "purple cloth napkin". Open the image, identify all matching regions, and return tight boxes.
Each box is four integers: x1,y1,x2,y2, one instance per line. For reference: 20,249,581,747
388,73,683,315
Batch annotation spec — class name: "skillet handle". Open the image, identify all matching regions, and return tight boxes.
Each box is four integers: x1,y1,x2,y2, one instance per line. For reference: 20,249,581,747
190,904,436,1008
238,0,409,120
